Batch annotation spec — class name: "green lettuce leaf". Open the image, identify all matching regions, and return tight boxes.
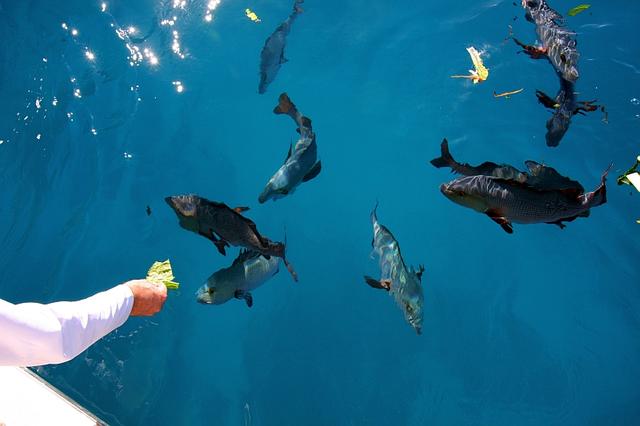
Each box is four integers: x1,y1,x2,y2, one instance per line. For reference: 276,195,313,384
146,260,179,289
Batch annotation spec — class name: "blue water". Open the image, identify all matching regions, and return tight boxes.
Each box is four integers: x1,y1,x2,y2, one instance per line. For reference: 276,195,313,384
1,0,639,424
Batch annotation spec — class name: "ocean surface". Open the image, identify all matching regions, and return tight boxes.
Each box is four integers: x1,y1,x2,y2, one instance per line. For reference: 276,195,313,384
1,0,639,424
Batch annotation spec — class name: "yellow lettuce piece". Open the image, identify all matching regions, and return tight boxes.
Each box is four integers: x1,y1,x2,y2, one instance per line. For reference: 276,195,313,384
146,260,179,289
245,8,261,22
451,47,489,84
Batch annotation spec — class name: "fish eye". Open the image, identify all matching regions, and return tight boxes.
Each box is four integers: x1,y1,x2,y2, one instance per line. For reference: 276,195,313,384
406,303,414,314
457,191,465,197
208,288,214,295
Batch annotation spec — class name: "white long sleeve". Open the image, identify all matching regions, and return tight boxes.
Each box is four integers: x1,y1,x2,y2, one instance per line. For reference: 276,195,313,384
0,284,134,367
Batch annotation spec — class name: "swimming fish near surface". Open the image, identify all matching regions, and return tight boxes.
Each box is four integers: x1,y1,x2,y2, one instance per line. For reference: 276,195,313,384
165,195,298,281
439,166,609,233
519,0,594,146
259,93,321,203
522,0,579,82
258,0,304,94
196,250,280,307
364,204,424,335
430,138,584,192
535,85,601,147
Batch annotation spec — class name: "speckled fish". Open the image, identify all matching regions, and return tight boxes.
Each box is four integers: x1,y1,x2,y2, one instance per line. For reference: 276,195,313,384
196,250,280,307
364,204,424,335
439,166,609,233
165,195,298,281
522,0,579,82
259,93,321,203
258,0,303,94
430,138,584,193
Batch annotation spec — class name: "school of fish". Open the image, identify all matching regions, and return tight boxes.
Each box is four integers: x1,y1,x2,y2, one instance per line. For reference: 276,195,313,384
161,0,623,333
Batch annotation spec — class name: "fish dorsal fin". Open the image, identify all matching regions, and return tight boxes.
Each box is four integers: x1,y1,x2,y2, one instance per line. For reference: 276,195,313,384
285,144,293,162
232,249,260,266
524,160,585,194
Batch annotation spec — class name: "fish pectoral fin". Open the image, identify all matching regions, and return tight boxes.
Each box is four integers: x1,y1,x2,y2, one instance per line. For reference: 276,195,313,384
284,258,299,283
234,206,250,213
214,239,229,256
302,161,322,182
546,220,567,229
364,276,391,291
235,290,253,308
486,211,513,234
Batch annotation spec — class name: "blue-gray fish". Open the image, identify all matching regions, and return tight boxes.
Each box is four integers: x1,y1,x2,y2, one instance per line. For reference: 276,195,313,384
259,93,321,203
258,0,304,94
196,250,280,307
364,204,424,335
440,166,609,233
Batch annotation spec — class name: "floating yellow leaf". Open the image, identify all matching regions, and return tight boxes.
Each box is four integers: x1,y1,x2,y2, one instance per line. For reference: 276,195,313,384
451,47,489,84
146,259,179,290
245,8,261,23
493,88,524,98
568,4,590,17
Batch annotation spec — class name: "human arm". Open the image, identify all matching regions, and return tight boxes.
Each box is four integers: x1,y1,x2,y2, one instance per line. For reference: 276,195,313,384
0,280,166,367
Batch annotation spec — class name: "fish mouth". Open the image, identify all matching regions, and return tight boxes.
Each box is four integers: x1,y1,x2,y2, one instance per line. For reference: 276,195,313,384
258,192,268,204
164,196,176,208
195,288,213,304
439,183,452,196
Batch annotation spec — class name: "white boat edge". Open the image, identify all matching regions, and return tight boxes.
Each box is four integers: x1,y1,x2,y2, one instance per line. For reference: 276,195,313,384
0,366,107,426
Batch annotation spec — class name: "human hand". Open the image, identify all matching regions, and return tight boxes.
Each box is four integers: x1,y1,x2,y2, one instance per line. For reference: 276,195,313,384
126,279,168,317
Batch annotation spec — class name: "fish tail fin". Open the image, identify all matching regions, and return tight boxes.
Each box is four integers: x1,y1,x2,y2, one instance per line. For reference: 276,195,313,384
280,228,298,282
371,201,379,225
430,138,455,169
273,93,294,115
583,164,612,207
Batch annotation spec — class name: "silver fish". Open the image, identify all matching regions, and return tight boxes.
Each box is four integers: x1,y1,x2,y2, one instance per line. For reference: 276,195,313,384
259,93,321,203
522,0,579,82
258,0,304,94
196,250,280,307
440,166,609,233
364,204,424,335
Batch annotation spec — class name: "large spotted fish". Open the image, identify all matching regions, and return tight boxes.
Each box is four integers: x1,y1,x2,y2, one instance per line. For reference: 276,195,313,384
439,167,609,233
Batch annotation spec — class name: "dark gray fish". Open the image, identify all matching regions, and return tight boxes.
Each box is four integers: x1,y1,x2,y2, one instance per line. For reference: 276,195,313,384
259,93,321,203
196,250,280,307
165,195,298,281
364,204,424,335
439,166,609,233
430,139,526,182
430,138,584,193
536,82,600,147
258,0,304,94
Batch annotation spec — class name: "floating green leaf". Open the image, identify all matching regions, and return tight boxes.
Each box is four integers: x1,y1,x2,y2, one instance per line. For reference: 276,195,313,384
617,156,640,188
146,259,179,289
568,4,591,17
